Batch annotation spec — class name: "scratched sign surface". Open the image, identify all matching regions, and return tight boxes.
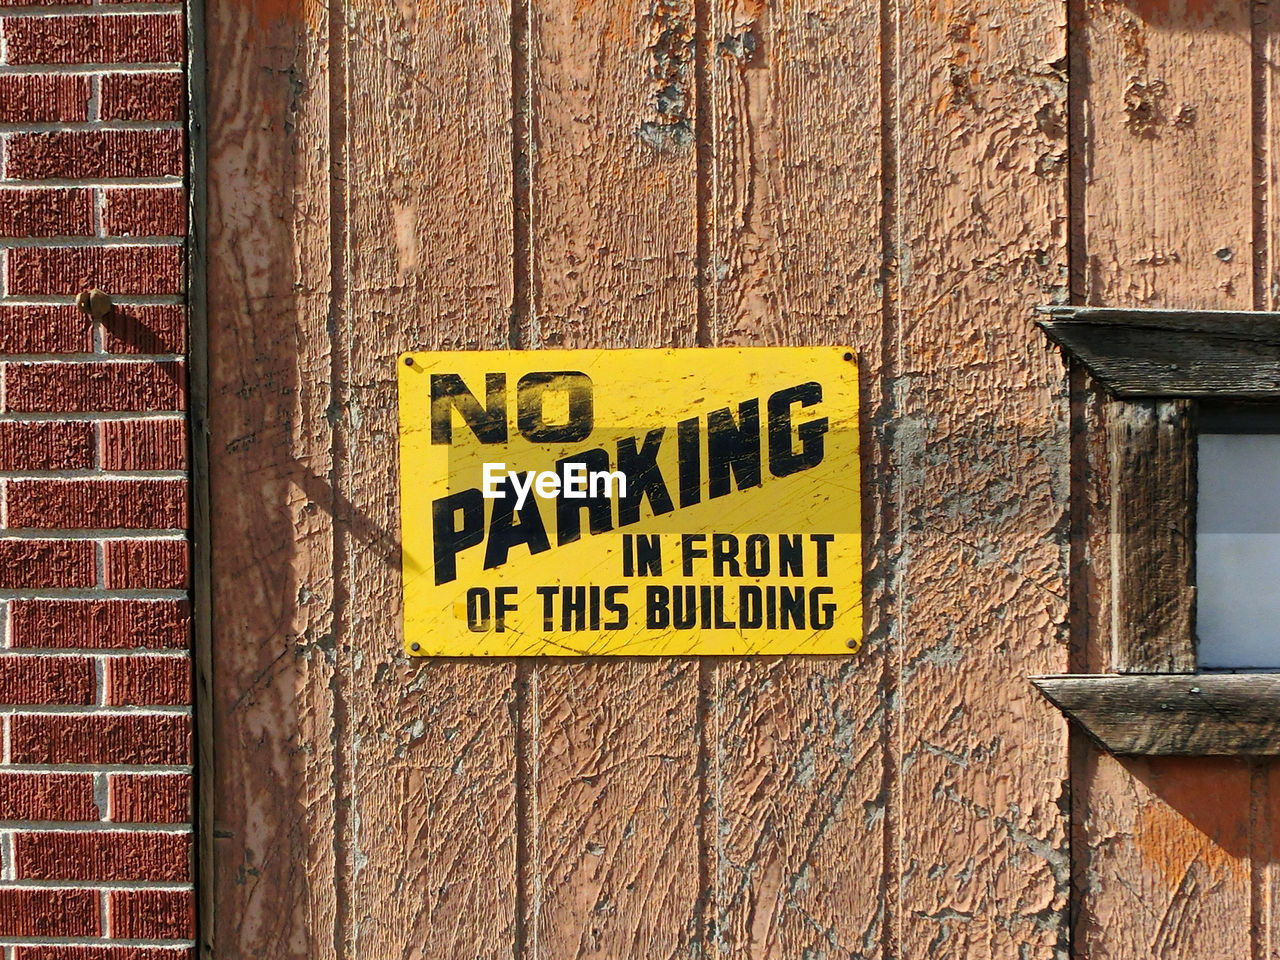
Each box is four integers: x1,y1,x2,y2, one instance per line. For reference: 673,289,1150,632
398,347,861,656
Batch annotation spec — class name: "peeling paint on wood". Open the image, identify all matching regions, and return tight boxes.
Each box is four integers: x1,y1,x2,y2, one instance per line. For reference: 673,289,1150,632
206,0,338,956
343,0,520,955
1073,0,1257,956
706,0,888,956
525,1,701,956
895,1,1070,956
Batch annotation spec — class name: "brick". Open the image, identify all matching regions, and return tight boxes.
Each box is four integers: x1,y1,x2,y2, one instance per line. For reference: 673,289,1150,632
5,361,186,413
104,539,189,589
6,130,182,180
0,188,93,237
6,479,188,529
15,949,194,960
14,830,190,881
0,421,94,470
106,656,188,706
10,598,189,649
10,713,192,764
100,418,186,469
109,773,190,823
0,773,97,821
109,888,193,939
7,246,184,297
0,540,94,588
0,888,100,937
5,128,183,180
0,305,94,354
102,305,187,355
0,656,94,705
100,73,184,122
0,75,90,123
102,187,186,236
3,15,184,66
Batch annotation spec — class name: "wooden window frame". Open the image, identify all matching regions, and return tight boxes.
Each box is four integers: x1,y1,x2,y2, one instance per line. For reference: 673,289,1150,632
1033,305,1280,756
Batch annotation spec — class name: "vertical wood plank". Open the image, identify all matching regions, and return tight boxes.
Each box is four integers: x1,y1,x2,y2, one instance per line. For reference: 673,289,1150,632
1079,754,1252,956
1109,398,1196,672
528,0,698,348
1075,0,1254,956
704,0,889,955
205,1,338,956
526,0,701,954
1259,5,1280,955
896,1,1071,956
1081,2,1253,311
343,0,519,956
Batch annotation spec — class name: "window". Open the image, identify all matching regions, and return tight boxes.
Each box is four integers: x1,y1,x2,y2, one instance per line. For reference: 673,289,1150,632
1196,405,1280,669
1033,307,1280,756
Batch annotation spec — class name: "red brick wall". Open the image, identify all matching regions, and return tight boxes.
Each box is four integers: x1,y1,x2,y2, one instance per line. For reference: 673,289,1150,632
0,1,193,956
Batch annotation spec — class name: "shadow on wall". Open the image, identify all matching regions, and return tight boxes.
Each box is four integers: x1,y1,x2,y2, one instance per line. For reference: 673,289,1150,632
1076,748,1265,885
202,1,401,955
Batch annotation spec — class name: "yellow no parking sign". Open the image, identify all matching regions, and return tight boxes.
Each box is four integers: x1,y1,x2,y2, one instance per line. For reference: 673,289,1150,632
397,347,862,656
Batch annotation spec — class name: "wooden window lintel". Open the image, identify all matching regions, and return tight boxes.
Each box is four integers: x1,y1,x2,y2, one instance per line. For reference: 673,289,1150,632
1032,675,1280,756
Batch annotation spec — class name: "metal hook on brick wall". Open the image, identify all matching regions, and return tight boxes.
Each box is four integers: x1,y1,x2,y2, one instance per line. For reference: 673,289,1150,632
76,288,113,323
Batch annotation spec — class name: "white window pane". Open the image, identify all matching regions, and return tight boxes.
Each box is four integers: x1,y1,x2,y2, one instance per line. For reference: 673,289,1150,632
1197,433,1280,668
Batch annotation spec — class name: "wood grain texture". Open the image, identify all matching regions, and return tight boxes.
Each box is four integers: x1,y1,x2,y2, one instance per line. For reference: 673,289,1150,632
704,0,888,955
1035,675,1280,755
198,0,1280,954
895,1,1070,956
1072,374,1116,676
528,0,697,348
205,1,338,956
1108,399,1196,673
343,0,519,956
1040,312,1280,398
1073,0,1255,955
1079,1,1252,311
525,0,701,955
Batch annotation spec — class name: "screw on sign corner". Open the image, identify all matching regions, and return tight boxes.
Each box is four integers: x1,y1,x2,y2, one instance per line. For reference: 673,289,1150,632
76,289,114,323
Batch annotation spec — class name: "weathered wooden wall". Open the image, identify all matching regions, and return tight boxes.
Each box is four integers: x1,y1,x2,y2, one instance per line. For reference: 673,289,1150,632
201,0,1277,956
